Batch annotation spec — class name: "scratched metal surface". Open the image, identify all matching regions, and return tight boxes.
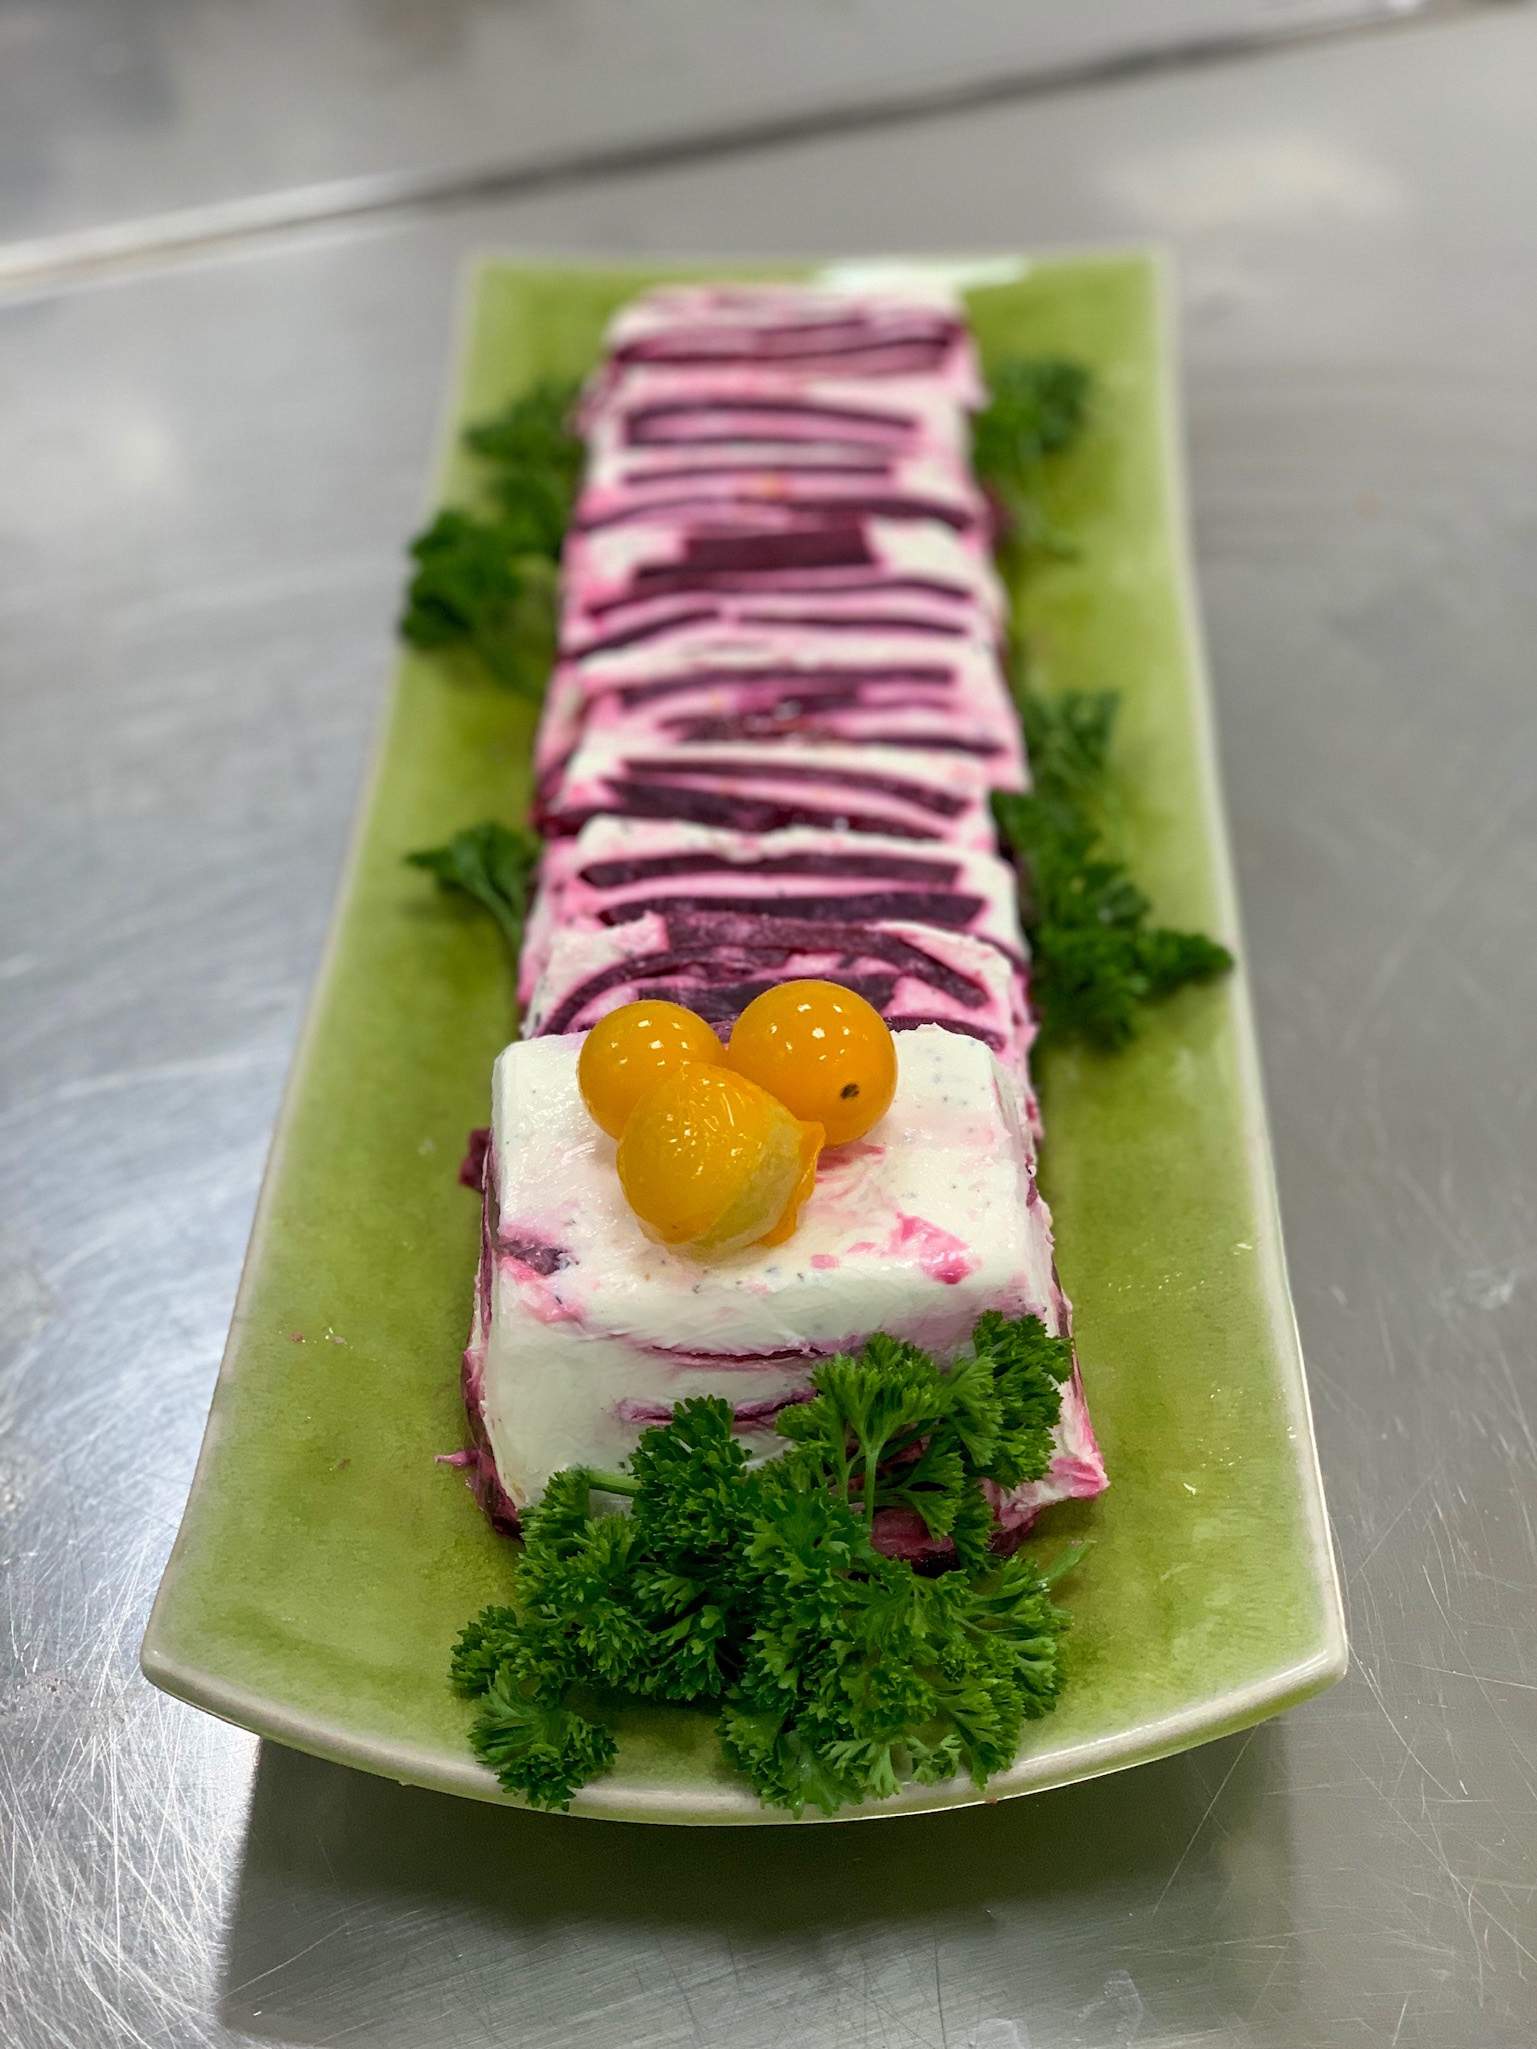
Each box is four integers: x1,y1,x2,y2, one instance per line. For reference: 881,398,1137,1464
3,7,1537,2046
0,0,1439,248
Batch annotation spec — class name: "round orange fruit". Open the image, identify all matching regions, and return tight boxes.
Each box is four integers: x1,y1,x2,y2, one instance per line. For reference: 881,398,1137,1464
616,1063,823,1257
577,1000,724,1140
726,980,896,1146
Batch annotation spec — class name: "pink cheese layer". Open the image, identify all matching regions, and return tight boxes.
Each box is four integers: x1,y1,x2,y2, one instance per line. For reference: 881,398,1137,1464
514,815,1024,1008
519,817,1026,1005
538,735,1012,849
572,446,989,542
595,285,985,395
521,908,1030,1074
561,516,1000,635
578,364,976,467
532,631,1024,796
558,522,1003,669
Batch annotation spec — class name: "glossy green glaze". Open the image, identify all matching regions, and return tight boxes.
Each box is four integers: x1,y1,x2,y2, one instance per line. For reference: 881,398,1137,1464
141,254,1345,1824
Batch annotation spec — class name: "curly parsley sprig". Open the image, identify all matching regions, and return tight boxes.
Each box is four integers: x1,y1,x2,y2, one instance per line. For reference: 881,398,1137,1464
994,691,1233,1051
973,356,1091,558
406,821,541,961
450,1314,1077,1816
400,380,581,694
975,360,1233,1047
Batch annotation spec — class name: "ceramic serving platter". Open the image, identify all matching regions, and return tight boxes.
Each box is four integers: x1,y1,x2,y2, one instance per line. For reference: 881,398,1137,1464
141,252,1347,1824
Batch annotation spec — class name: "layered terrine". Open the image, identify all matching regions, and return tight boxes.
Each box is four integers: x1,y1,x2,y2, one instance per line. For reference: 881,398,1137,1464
460,279,1106,1540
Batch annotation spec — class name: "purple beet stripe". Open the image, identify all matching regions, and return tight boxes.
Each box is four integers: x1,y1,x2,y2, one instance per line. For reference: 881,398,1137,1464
548,782,946,842
596,888,986,931
612,662,956,708
579,845,960,888
623,753,969,817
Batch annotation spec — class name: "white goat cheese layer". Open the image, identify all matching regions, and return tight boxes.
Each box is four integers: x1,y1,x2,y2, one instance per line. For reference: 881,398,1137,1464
466,1027,1089,1510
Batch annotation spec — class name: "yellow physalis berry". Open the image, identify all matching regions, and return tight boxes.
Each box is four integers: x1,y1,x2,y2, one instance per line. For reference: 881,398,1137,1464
726,979,897,1146
578,1000,724,1140
616,1063,823,1258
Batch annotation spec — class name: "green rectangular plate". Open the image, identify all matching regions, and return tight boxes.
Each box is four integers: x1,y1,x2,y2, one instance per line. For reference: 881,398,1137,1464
142,252,1346,1824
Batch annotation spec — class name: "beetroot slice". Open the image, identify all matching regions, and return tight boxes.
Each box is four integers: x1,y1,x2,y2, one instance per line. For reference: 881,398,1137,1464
596,888,985,932
583,572,973,616
624,753,968,818
547,782,945,841
536,909,993,1034
612,662,953,708
626,395,914,433
579,847,958,889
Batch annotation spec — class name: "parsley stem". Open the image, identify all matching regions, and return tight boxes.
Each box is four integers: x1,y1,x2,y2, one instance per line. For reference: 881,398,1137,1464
584,1468,640,1498
861,1448,879,1529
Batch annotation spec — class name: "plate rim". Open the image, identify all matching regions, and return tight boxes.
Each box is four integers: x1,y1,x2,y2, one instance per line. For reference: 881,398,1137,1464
141,1629,1344,1826
141,246,1347,1825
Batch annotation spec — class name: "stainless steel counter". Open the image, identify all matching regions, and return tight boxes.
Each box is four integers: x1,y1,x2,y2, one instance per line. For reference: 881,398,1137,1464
0,0,1439,248
2,7,1535,2046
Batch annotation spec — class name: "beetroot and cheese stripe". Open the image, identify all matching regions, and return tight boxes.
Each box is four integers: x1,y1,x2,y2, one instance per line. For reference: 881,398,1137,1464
523,909,1028,1070
518,819,1027,1008
537,737,1015,849
580,368,976,469
572,451,989,540
596,285,984,396
559,516,1006,656
530,629,1024,799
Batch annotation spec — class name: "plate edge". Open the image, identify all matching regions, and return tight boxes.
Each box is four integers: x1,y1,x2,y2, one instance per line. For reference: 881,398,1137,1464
1147,247,1349,1679
141,1624,1345,1827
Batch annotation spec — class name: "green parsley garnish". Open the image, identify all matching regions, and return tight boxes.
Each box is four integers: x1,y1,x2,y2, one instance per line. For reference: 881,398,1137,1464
465,379,585,549
400,513,557,696
451,1314,1078,1816
994,690,1233,1051
406,820,541,961
400,379,581,691
973,356,1092,556
974,357,1232,1047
